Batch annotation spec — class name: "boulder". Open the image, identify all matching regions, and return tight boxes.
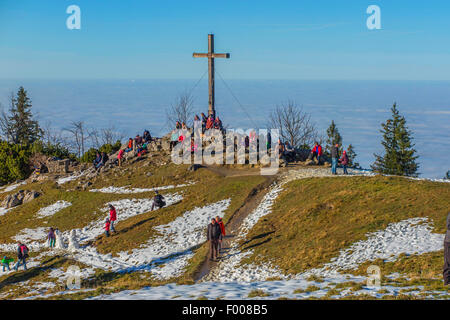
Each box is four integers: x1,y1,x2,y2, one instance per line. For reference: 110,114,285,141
1,190,40,208
22,190,40,204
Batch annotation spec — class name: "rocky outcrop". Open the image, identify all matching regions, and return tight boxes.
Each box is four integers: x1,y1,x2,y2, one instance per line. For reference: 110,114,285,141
47,159,70,174
2,190,41,208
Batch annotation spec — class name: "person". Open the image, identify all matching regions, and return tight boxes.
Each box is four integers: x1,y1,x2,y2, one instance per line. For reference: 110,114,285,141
182,122,188,130
190,137,198,154
201,113,208,133
151,191,166,211
104,218,111,237
48,227,56,248
143,130,152,143
125,138,133,152
134,135,143,148
14,243,29,271
331,143,339,175
93,152,102,169
278,139,285,159
339,150,349,175
310,142,323,164
109,204,117,233
117,148,124,167
170,129,179,151
176,121,182,130
207,218,223,261
1,256,14,272
206,115,214,130
284,141,295,162
444,212,450,285
101,152,109,166
216,216,226,252
213,117,223,131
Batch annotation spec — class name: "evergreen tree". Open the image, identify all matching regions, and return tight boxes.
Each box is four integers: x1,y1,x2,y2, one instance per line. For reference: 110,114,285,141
325,120,343,156
4,87,43,145
346,144,359,168
371,103,419,176
445,170,450,180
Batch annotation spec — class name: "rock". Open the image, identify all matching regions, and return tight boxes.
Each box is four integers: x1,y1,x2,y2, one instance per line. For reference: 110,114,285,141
279,159,287,167
187,164,203,172
22,190,40,204
1,190,40,208
47,159,70,174
2,194,22,208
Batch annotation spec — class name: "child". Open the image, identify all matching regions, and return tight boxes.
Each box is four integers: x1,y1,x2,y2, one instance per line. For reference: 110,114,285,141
1,256,14,272
48,227,56,248
109,204,117,233
117,149,124,167
104,218,111,237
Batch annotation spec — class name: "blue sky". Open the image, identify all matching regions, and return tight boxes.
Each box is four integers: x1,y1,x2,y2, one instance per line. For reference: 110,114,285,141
1,0,450,80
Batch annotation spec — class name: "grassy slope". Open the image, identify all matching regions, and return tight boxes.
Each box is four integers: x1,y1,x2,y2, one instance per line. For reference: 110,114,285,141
241,176,450,275
0,155,267,298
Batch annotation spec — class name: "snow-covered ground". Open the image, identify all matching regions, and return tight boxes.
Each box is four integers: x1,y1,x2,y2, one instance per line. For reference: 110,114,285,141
0,181,26,193
36,201,72,218
89,182,195,194
72,199,231,281
57,173,85,185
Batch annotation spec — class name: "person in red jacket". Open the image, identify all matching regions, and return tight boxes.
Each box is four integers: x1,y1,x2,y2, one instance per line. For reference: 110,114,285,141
339,150,349,175
310,142,323,164
109,204,117,233
104,218,111,237
216,216,226,252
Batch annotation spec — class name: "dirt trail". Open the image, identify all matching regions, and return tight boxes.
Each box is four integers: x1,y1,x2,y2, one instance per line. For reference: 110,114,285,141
194,172,277,281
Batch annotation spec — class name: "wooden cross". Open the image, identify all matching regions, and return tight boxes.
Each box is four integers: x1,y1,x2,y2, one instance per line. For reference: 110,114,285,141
193,34,230,119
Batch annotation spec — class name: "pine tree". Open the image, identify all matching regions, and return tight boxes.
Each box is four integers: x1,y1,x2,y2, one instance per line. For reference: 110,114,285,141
6,87,43,145
372,103,419,176
325,120,343,157
346,144,359,168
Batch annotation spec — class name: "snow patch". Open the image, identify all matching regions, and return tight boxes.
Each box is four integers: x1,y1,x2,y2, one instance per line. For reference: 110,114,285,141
36,201,72,218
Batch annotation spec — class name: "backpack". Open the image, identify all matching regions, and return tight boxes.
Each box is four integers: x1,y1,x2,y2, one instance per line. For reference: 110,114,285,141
21,245,29,258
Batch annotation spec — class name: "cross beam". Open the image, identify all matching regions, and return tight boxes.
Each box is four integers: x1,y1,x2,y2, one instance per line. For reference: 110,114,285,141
193,34,230,118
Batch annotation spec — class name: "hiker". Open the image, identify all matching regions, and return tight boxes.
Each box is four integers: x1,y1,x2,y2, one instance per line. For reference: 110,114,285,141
170,129,179,151
331,143,339,175
125,138,133,152
216,216,226,253
182,122,188,130
444,212,450,285
207,218,223,261
1,256,14,272
278,139,285,159
117,148,124,167
190,137,198,154
284,141,295,162
205,115,214,130
151,191,166,211
14,243,29,271
213,117,223,131
339,150,349,175
201,113,207,133
176,121,182,130
309,142,323,164
93,152,102,169
48,227,56,248
109,204,117,233
104,218,111,237
134,135,143,148
101,152,109,165
143,130,152,143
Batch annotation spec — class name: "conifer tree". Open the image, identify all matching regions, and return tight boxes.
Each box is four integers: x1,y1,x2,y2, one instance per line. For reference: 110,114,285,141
371,103,419,176
325,120,343,156
2,87,43,145
346,144,359,168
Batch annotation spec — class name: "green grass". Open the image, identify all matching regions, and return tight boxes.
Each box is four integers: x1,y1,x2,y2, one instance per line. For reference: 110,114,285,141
239,176,450,274
247,289,272,298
